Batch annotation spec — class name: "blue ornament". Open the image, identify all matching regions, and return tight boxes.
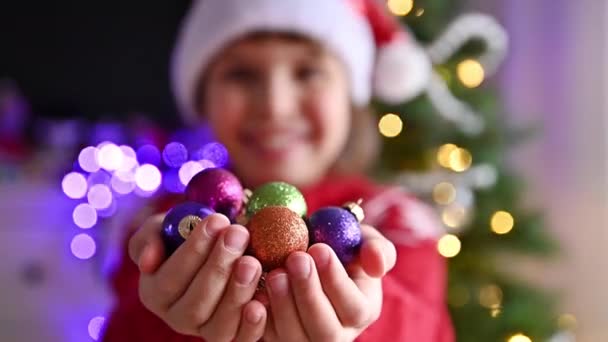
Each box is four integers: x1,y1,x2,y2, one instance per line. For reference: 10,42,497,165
308,202,364,264
162,202,215,254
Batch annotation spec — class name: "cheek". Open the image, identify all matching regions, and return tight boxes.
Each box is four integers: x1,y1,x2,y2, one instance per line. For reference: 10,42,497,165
205,88,247,143
308,91,351,150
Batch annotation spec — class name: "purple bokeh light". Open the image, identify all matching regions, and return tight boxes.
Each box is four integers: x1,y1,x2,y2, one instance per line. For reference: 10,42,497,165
163,168,186,193
98,143,124,171
97,200,118,218
179,161,204,186
162,142,188,168
70,234,97,260
78,146,100,173
192,142,229,168
62,172,88,199
87,170,112,187
87,184,113,209
111,172,136,195
135,164,162,192
88,316,106,341
72,203,98,229
136,144,161,166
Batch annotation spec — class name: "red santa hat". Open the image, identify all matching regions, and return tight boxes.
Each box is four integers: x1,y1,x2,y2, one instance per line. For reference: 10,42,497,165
171,0,432,124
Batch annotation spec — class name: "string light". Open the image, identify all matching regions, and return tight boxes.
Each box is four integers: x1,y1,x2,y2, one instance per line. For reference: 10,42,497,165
507,333,532,342
433,182,456,205
449,147,472,172
557,313,578,331
437,143,458,168
378,113,404,138
441,205,467,228
490,305,502,318
387,0,414,16
491,210,514,234
437,234,461,257
448,285,470,307
479,284,503,308
457,59,485,88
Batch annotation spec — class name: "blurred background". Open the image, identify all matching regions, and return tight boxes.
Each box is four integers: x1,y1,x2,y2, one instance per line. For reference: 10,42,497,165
0,0,605,341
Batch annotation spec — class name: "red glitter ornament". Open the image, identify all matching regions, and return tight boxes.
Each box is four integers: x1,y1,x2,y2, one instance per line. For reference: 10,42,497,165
247,206,309,271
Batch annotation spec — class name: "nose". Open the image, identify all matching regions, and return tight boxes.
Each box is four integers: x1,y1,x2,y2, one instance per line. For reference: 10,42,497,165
253,68,297,120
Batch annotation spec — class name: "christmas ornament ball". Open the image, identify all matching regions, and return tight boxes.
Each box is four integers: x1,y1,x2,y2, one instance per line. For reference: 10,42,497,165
247,206,309,271
246,181,307,218
308,206,363,264
185,168,243,221
162,202,215,254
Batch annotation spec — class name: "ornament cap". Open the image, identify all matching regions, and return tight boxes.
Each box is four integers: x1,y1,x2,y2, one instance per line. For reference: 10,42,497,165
178,215,203,239
343,199,365,222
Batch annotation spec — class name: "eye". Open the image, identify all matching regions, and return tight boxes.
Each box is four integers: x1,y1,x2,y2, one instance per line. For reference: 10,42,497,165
222,65,258,83
295,64,324,82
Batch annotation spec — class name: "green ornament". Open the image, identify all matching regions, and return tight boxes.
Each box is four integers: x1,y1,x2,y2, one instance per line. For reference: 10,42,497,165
246,182,307,218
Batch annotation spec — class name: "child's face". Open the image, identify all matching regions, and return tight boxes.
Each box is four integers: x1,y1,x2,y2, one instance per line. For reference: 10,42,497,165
201,35,351,187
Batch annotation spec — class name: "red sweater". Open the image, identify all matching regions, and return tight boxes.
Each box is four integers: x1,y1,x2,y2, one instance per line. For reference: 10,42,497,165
102,175,454,341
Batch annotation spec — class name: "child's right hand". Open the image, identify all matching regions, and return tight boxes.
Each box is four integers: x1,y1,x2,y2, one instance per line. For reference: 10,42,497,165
128,213,267,342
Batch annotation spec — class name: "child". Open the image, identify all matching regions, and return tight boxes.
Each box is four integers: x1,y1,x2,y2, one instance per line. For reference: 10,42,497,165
102,0,454,341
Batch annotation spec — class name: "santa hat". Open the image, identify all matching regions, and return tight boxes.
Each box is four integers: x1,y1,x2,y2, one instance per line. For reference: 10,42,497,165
172,0,432,124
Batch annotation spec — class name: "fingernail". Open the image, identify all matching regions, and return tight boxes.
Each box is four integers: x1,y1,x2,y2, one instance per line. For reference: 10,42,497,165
246,307,263,324
224,227,249,253
137,245,150,269
235,260,258,285
203,217,223,238
312,246,331,271
286,253,311,280
267,273,288,296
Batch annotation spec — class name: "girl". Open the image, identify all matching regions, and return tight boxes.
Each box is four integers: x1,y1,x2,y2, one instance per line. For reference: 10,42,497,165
102,0,454,341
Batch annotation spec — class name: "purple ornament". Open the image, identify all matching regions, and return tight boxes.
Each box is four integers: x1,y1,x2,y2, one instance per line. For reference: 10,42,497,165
162,202,215,254
185,168,244,222
308,206,362,264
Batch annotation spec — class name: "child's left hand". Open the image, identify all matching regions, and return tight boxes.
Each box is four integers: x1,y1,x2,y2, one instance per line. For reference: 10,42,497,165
262,224,397,342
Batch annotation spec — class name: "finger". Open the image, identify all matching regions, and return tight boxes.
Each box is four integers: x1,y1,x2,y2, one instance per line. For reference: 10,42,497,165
266,269,308,341
128,214,165,273
201,256,263,341
308,243,370,328
139,214,230,311
285,252,342,341
169,224,250,325
357,225,397,278
234,300,267,342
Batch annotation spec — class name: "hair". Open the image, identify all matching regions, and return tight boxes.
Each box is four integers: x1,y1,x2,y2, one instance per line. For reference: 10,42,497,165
194,31,380,175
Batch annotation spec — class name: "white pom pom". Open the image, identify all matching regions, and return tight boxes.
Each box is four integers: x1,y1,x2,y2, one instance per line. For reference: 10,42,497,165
373,39,432,104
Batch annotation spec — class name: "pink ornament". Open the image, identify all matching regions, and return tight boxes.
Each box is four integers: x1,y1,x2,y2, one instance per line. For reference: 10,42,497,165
185,168,244,221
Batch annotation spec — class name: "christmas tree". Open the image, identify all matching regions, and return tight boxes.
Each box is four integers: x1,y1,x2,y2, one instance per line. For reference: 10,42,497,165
375,1,561,340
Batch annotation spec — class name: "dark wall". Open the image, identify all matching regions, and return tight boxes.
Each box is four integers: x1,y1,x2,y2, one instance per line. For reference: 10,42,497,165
0,1,192,126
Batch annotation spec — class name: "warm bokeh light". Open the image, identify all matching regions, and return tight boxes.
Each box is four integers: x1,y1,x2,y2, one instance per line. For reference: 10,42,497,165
490,305,502,318
415,8,425,16
457,59,485,88
88,316,106,341
433,182,456,205
557,313,578,330
479,284,503,308
449,147,473,172
378,113,404,138
491,210,515,234
437,234,461,257
387,0,414,16
62,172,88,199
507,333,532,342
441,205,467,229
72,203,98,229
437,143,458,168
70,234,97,260
135,164,162,192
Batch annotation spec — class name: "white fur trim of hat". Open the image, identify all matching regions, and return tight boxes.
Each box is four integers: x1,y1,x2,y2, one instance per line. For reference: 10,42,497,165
171,0,432,125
